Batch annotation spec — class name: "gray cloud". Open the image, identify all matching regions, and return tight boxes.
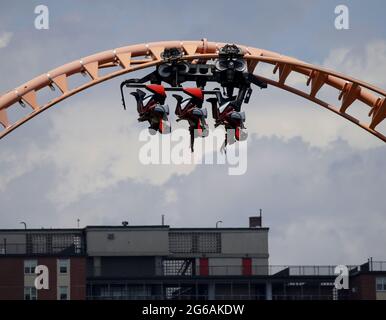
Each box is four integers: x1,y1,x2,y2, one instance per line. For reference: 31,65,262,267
1,133,385,265
0,31,12,48
0,0,386,266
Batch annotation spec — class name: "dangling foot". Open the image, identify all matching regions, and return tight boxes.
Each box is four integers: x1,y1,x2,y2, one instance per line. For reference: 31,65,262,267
130,89,146,101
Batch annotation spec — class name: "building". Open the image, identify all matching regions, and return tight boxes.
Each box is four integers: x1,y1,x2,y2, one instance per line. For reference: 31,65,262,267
0,228,86,300
0,218,385,300
86,223,268,300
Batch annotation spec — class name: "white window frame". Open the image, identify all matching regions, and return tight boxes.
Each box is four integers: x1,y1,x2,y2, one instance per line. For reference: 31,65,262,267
24,286,37,300
59,286,68,300
376,277,386,291
24,259,37,274
58,259,69,274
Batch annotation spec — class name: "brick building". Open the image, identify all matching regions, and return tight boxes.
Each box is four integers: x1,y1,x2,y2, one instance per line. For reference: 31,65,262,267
0,229,86,300
0,219,385,300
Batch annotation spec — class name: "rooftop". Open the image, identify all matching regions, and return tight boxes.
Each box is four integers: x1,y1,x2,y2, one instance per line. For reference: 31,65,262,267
0,225,269,232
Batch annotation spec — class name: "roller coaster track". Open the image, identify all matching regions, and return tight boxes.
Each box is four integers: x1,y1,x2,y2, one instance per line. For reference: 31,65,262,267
0,39,385,142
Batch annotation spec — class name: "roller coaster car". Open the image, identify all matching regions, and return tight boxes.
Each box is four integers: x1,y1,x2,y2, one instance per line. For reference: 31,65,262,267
130,84,171,134
173,87,209,152
207,94,248,150
120,44,267,150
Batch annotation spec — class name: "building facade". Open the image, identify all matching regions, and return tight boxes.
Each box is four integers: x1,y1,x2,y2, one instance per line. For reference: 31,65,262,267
0,229,86,300
0,220,385,300
86,224,269,300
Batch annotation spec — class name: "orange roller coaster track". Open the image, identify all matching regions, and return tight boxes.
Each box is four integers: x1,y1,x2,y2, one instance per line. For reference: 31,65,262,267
0,39,385,142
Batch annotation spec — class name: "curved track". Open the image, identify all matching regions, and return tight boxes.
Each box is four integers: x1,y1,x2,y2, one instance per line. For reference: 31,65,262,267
0,39,385,142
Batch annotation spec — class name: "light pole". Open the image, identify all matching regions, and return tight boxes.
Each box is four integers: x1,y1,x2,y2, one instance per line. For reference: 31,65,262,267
216,220,223,228
20,221,27,229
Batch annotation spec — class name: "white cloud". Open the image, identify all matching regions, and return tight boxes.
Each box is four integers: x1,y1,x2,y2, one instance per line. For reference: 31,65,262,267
43,96,198,208
164,188,178,204
245,40,386,149
0,31,12,48
322,40,386,88
0,142,50,191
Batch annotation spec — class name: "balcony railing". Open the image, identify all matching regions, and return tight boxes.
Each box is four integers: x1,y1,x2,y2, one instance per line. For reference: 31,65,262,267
89,264,361,278
370,261,386,272
85,294,334,300
0,243,85,256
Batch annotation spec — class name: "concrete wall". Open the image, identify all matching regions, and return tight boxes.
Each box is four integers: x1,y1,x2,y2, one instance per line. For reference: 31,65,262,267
86,228,169,256
0,227,268,258
208,258,243,276
221,229,269,257
252,258,269,275
376,291,386,300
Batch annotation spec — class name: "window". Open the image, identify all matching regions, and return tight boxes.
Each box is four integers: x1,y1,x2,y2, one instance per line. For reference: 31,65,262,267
163,259,194,276
169,232,221,253
26,233,84,255
376,277,386,291
52,234,83,254
24,260,37,274
59,286,68,300
24,287,37,300
58,259,69,274
27,234,47,254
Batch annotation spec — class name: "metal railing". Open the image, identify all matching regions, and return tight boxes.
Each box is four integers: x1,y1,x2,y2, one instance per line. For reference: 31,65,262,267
0,243,26,255
90,264,360,277
370,261,386,272
85,294,333,300
0,243,85,255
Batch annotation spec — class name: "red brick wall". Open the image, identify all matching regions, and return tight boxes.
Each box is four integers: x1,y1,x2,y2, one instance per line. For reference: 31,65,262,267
0,257,23,300
70,257,86,300
350,274,376,300
37,257,57,300
0,256,86,300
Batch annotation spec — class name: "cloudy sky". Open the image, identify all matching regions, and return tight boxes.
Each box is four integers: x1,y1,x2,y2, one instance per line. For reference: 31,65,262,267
1,0,386,265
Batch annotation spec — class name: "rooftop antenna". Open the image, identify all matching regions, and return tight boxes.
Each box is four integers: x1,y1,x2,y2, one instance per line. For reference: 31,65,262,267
20,221,27,230
161,214,165,226
77,218,80,228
